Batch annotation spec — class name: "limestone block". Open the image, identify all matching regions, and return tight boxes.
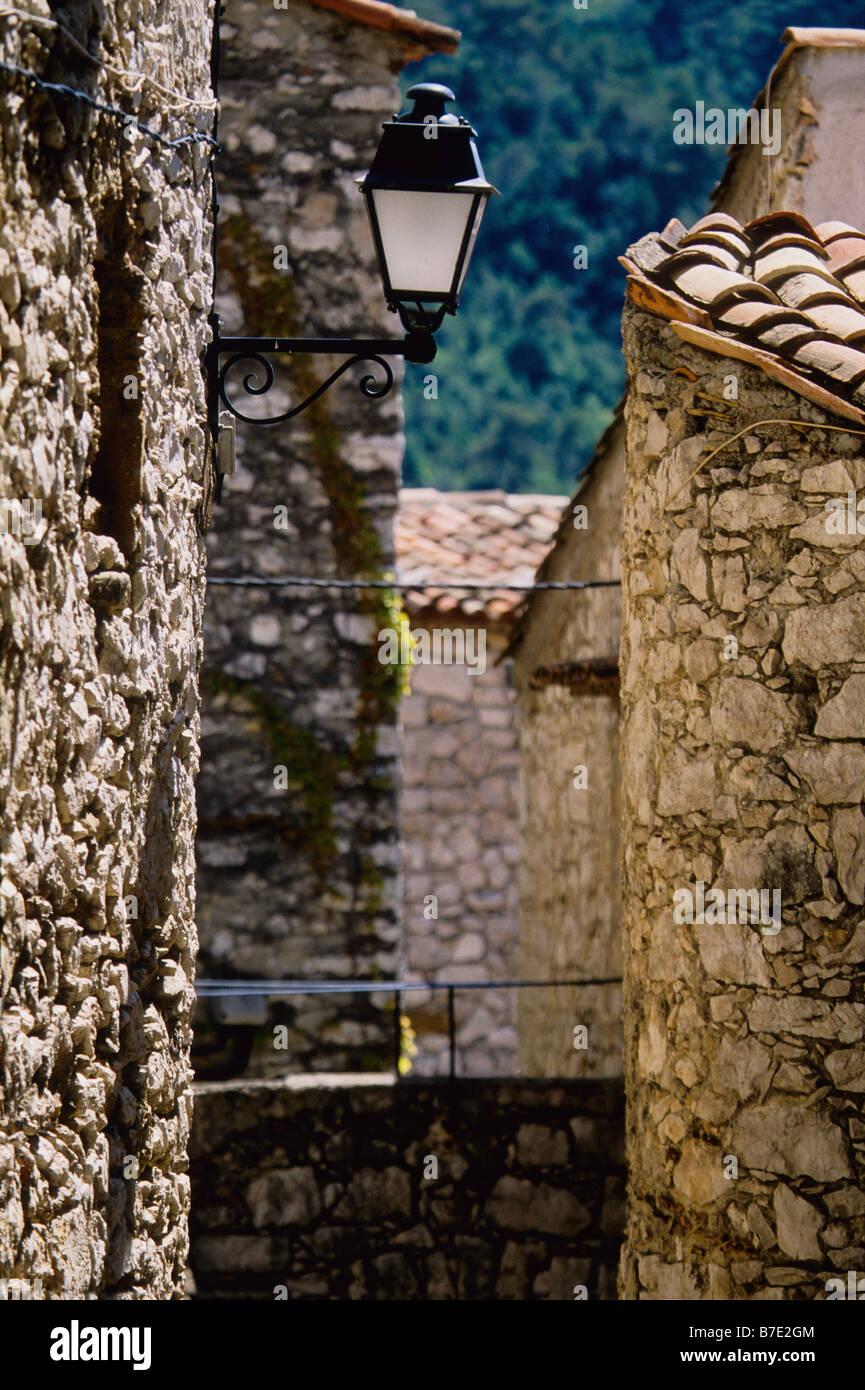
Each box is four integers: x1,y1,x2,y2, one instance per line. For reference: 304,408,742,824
782,593,865,669
672,1142,730,1206
452,934,485,964
740,609,782,648
683,638,718,683
641,405,669,455
789,514,861,548
709,1033,772,1099
671,528,708,601
799,460,860,492
748,996,864,1042
710,678,797,753
717,826,820,904
246,1167,322,1227
410,663,472,699
516,1125,569,1166
657,747,714,815
773,1184,823,1260
732,1101,851,1181
334,1167,412,1223
824,1187,865,1219
831,806,865,904
485,1177,590,1235
824,1047,865,1092
712,490,805,532
815,675,865,739
712,554,747,612
696,923,772,986
784,743,865,804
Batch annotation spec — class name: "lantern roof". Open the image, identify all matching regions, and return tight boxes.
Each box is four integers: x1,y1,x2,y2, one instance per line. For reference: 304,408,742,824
359,83,499,195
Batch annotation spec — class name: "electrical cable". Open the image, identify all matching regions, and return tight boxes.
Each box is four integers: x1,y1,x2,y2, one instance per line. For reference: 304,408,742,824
0,5,217,112
0,56,218,150
205,576,622,591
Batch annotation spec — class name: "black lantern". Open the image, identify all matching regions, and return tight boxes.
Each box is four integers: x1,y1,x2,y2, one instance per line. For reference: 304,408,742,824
359,83,499,332
207,80,498,499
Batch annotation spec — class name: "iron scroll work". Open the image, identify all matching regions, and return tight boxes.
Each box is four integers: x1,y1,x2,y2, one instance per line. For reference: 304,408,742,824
206,319,439,497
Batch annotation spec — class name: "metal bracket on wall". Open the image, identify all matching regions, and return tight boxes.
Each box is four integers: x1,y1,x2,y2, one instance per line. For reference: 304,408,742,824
205,320,436,499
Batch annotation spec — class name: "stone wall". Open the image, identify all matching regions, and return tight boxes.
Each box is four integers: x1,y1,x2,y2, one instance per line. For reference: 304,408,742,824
194,0,455,1076
189,1075,624,1299
619,302,865,1299
0,2,213,1297
512,428,624,1078
401,625,521,1075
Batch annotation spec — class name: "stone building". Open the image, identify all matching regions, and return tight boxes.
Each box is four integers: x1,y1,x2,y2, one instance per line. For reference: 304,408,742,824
0,2,214,1298
509,416,624,1081
193,0,459,1076
501,25,865,1296
396,488,564,1076
614,24,865,1301
711,27,865,228
511,27,865,1092
618,205,865,1299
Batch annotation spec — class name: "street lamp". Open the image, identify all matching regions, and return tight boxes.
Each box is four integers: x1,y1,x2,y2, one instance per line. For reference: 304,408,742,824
359,83,498,332
208,82,498,495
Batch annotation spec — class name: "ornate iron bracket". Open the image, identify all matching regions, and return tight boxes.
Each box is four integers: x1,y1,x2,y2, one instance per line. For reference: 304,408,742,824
205,318,437,501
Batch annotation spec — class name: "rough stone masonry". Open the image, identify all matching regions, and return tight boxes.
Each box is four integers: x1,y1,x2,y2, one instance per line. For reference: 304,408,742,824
190,1074,624,1300
195,0,457,1076
619,304,865,1299
0,2,214,1297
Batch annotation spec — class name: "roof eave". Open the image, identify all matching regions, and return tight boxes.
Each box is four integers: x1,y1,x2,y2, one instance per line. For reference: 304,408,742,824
300,0,460,53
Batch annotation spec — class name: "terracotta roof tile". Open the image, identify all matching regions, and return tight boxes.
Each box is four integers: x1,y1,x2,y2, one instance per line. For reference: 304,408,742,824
675,239,744,272
624,210,865,425
755,322,823,352
817,221,865,245
664,259,765,307
765,272,843,308
396,489,566,623
754,244,831,283
689,212,745,234
841,268,865,300
660,217,688,249
825,241,865,275
802,302,865,343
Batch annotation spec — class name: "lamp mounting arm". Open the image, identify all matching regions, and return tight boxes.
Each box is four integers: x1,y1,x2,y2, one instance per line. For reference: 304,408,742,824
207,324,436,431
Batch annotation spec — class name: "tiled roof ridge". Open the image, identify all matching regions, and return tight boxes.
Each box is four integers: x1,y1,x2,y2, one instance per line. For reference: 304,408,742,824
402,486,566,506
781,26,865,50
299,0,460,52
621,210,865,426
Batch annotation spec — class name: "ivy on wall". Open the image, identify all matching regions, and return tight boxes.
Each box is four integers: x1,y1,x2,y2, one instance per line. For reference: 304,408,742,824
207,214,412,918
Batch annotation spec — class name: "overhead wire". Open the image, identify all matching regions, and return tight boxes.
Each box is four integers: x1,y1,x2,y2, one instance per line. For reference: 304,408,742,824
205,576,622,591
0,57,218,149
0,5,217,112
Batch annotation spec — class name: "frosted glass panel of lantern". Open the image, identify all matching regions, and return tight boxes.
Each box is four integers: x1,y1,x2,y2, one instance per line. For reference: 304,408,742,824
456,196,486,294
371,188,475,294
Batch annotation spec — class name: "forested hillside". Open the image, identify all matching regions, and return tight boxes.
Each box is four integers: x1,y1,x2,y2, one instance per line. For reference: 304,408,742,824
402,0,865,493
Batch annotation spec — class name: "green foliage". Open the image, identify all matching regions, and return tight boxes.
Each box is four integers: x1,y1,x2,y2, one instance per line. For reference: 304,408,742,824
402,0,865,493
202,668,346,878
215,219,411,913
398,1012,418,1076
